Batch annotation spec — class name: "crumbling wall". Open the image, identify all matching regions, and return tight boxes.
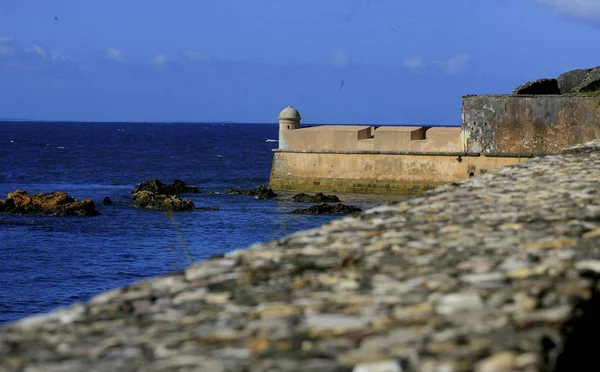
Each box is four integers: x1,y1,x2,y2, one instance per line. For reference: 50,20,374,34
462,95,600,154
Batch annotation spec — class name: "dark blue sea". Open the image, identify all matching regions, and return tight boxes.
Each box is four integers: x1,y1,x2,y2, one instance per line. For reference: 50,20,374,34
0,122,400,325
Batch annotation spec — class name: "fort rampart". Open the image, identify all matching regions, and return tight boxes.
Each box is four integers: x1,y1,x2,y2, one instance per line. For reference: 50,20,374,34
270,66,600,194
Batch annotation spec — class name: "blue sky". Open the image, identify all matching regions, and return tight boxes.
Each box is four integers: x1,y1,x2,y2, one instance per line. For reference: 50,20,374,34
0,0,599,124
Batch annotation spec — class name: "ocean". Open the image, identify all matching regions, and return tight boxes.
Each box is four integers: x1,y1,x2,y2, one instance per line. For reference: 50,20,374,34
0,122,401,325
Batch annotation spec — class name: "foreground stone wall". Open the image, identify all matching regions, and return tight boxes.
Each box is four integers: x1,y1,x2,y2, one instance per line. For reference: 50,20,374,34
269,150,528,194
462,95,600,154
1,140,600,371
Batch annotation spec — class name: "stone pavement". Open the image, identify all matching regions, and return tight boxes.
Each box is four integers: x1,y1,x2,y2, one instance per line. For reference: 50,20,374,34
1,140,600,372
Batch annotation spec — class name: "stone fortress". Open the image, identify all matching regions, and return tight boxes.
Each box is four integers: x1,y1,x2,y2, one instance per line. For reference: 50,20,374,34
3,67,600,372
270,66,600,194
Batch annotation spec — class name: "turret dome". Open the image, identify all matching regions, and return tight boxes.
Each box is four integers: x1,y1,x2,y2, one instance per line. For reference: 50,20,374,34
278,106,302,120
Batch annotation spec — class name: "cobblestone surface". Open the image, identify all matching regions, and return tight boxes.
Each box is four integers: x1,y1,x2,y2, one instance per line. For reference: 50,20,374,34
1,141,600,371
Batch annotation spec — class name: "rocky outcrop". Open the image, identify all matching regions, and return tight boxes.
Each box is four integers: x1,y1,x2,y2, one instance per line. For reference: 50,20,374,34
132,179,199,196
557,68,593,94
2,140,600,371
293,202,362,214
131,179,202,211
226,185,277,200
197,205,219,211
575,66,600,93
292,192,341,203
0,190,99,216
131,190,195,212
514,66,600,95
102,197,112,205
513,78,560,95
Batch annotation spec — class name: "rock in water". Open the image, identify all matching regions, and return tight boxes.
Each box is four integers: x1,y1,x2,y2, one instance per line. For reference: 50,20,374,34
172,179,200,194
0,190,100,216
132,190,195,212
197,205,219,211
131,179,201,211
292,192,341,203
226,184,277,200
102,196,112,205
292,202,362,214
132,179,199,196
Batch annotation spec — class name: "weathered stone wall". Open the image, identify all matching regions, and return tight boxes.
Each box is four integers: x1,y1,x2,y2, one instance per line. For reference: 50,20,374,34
269,150,528,194
462,95,600,154
281,125,462,153
1,140,600,371
282,126,374,152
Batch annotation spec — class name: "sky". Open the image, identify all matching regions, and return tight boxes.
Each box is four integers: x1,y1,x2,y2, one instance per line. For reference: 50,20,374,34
0,0,599,124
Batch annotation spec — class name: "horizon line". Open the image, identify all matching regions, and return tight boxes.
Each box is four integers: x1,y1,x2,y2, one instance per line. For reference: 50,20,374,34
0,119,460,127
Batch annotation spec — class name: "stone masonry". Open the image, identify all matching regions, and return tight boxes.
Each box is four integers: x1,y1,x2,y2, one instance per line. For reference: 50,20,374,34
462,66,600,156
1,140,600,371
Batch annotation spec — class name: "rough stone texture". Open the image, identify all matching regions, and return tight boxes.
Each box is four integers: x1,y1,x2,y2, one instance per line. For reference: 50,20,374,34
2,140,600,371
292,202,362,214
132,179,200,196
513,78,560,95
0,190,99,216
514,66,600,95
574,67,600,93
292,193,341,203
227,185,278,200
462,95,600,154
557,68,594,94
132,190,196,211
131,179,200,211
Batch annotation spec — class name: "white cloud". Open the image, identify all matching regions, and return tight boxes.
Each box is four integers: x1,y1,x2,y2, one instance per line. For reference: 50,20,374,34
49,51,72,61
24,44,72,62
0,38,72,69
331,49,348,68
183,50,209,62
0,44,13,57
153,54,167,69
432,53,471,74
446,53,471,73
25,44,47,59
105,47,125,63
535,0,600,19
403,57,423,69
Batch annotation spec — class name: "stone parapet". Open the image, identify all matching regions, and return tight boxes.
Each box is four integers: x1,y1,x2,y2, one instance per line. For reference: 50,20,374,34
2,140,600,371
280,125,463,153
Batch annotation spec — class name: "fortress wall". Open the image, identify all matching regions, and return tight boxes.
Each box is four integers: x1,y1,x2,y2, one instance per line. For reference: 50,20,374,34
462,95,600,154
269,150,527,194
372,126,421,151
409,127,462,152
283,126,372,151
283,125,463,154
